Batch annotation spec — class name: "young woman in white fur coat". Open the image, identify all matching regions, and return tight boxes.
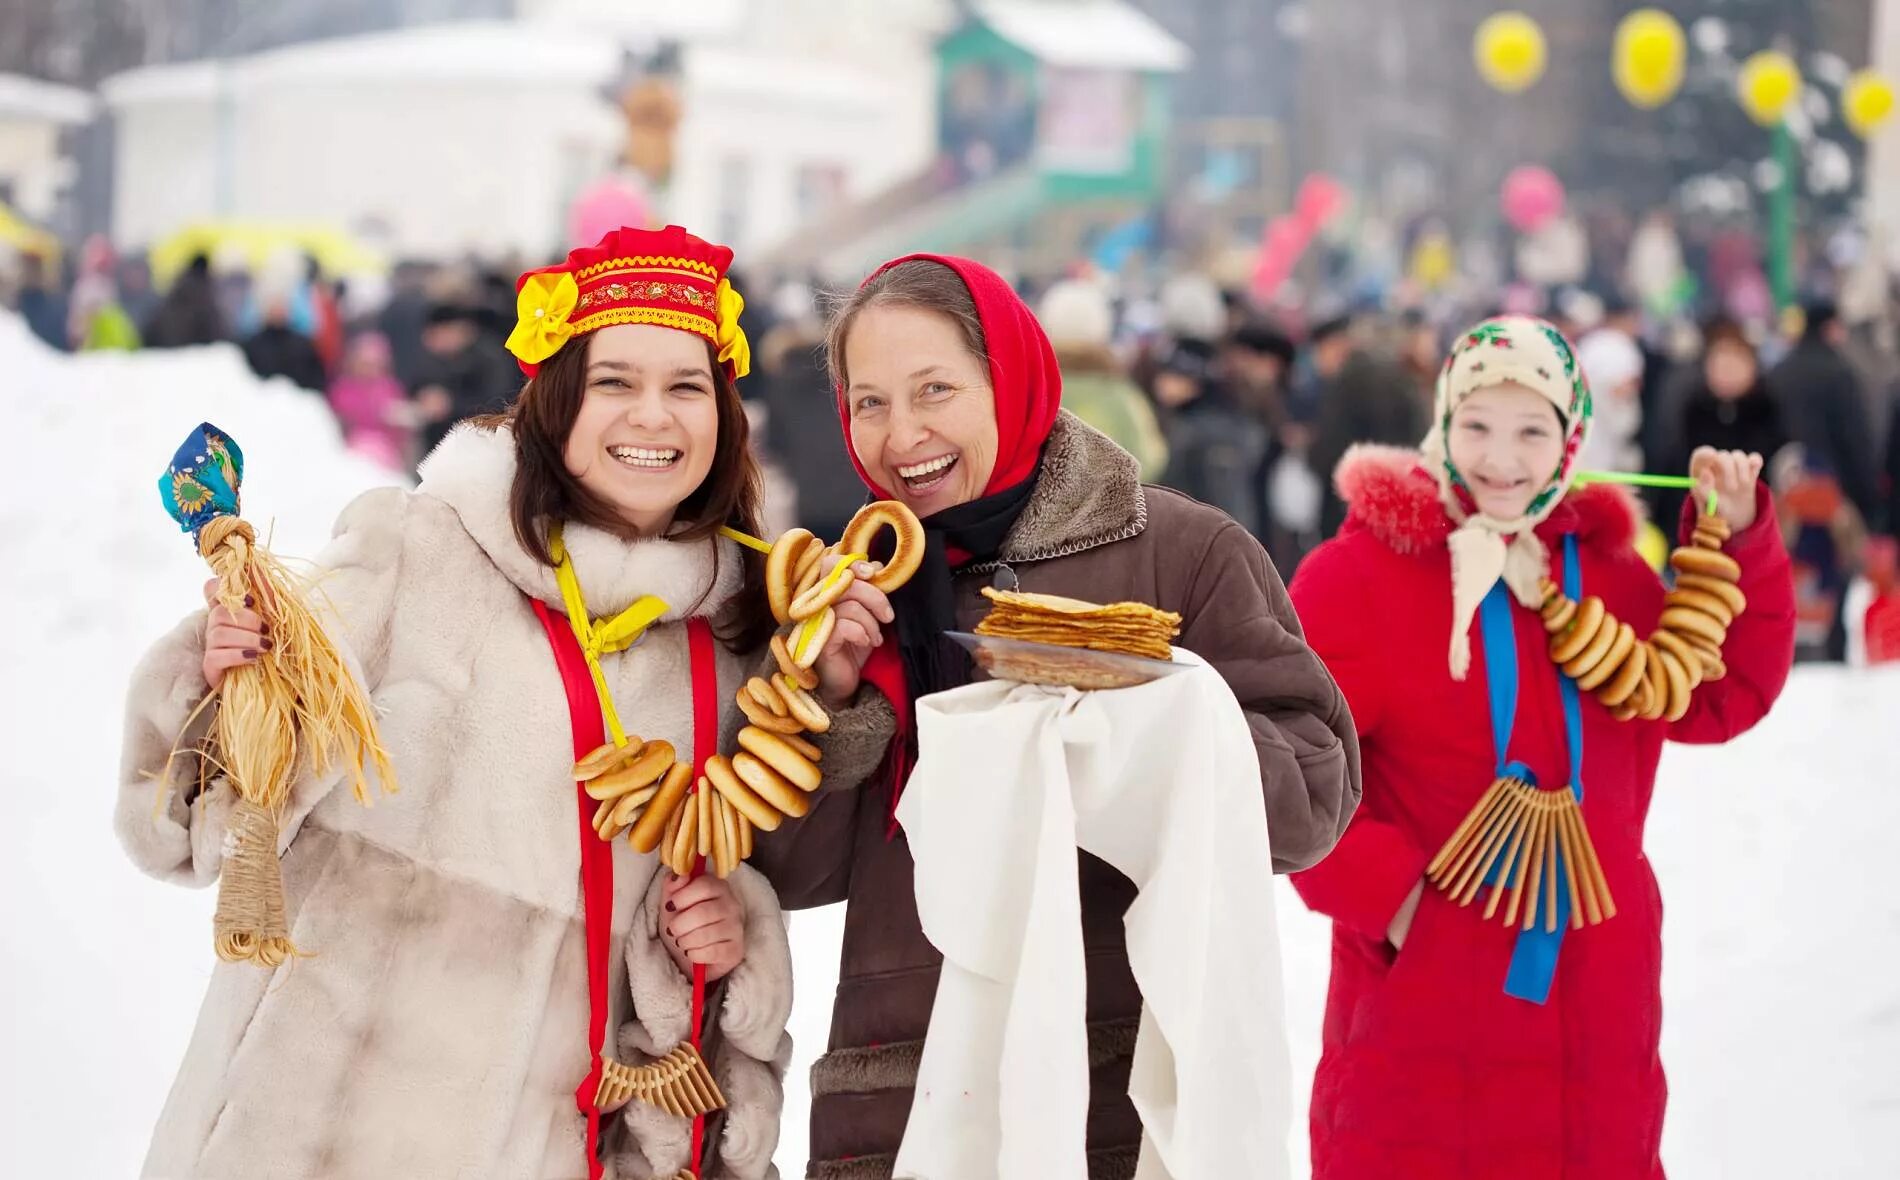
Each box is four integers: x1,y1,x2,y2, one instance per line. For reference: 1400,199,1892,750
117,226,887,1180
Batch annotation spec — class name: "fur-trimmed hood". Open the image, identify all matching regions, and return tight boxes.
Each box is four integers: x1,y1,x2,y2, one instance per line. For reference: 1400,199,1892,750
417,422,744,621
1334,443,1640,558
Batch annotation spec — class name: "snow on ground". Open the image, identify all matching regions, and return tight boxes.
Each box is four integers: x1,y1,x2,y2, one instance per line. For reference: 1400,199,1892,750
2,316,1896,1176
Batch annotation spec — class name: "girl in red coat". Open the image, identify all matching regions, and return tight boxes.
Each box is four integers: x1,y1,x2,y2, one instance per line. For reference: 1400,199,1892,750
1290,316,1796,1179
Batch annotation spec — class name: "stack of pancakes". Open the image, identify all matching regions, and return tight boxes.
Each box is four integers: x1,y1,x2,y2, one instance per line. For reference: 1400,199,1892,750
975,588,1181,663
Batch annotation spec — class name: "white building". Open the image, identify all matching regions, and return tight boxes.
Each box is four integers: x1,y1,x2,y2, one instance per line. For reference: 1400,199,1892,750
98,22,627,260
97,2,946,263
0,72,95,225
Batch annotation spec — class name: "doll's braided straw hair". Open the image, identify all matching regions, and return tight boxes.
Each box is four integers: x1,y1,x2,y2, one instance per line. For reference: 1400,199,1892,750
157,424,395,966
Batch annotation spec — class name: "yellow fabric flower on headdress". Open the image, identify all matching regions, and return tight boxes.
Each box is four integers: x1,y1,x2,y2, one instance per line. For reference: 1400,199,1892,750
506,271,580,367
714,278,751,380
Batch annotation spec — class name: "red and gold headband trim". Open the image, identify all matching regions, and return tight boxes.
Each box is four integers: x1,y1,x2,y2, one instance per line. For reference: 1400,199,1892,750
507,244,749,379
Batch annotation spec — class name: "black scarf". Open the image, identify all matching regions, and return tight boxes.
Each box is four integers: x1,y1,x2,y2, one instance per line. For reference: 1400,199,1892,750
889,469,1042,699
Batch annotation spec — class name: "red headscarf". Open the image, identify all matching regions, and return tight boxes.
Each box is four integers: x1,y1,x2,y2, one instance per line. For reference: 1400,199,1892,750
835,253,1064,833
834,253,1062,499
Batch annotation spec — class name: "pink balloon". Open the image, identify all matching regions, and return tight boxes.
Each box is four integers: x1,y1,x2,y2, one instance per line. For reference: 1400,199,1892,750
1500,166,1566,233
1252,214,1313,301
1294,173,1347,232
568,175,653,249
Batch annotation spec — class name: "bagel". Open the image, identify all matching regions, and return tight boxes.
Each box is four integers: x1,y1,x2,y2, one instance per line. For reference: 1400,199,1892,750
733,751,812,819
1673,573,1747,617
586,740,674,800
606,783,655,835
1651,627,1705,692
720,793,742,878
1541,594,1578,634
1649,630,1710,695
1659,606,1728,650
1550,597,1608,664
1563,613,1622,681
1670,547,1741,582
735,806,753,861
792,608,836,671
705,754,784,831
1692,528,1729,553
1687,630,1732,676
790,563,856,622
777,677,831,734
1612,702,1639,722
766,529,816,625
574,740,634,783
738,726,824,791
736,684,805,735
1664,587,1735,628
1641,646,1669,721
840,501,926,593
630,762,694,855
747,676,789,717
669,782,701,869
1654,646,1694,723
1599,634,1648,707
1625,671,1652,720
591,795,620,837
772,631,819,690
793,538,827,597
659,797,684,871
697,771,714,859
710,791,734,878
1576,622,1636,692
781,731,821,762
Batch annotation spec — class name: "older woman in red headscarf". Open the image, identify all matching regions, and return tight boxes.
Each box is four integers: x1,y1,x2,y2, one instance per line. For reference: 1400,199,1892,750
752,255,1362,1180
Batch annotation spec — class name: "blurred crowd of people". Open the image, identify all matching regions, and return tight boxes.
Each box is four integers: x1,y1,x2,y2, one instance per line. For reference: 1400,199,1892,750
7,212,1900,665
3,236,523,476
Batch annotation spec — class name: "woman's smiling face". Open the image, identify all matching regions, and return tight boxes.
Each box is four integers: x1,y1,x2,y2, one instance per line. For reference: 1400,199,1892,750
841,303,999,514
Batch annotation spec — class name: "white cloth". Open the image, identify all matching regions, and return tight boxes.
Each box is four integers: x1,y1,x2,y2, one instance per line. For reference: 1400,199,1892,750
891,653,1291,1180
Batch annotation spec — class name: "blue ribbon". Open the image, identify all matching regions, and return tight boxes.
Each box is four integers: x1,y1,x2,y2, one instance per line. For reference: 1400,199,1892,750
1476,534,1585,1004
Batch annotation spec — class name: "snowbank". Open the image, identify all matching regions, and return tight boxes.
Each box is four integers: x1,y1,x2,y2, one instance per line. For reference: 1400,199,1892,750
0,313,401,1174
1,313,1894,1176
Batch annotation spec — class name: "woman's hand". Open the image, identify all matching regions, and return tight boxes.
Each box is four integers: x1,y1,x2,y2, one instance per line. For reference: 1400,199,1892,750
1387,880,1424,951
661,872,745,983
1689,446,1766,534
200,578,270,691
811,557,895,708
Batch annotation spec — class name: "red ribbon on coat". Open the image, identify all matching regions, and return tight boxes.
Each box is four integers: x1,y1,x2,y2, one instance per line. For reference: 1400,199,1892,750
534,600,718,1180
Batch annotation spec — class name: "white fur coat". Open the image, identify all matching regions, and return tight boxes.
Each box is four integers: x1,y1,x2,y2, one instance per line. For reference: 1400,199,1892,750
117,425,792,1180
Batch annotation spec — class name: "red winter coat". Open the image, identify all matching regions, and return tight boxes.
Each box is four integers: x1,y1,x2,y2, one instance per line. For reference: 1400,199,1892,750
1289,447,1796,1180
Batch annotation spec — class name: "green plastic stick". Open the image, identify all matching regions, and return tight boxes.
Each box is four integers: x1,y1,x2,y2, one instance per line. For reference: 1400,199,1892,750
1573,470,1719,516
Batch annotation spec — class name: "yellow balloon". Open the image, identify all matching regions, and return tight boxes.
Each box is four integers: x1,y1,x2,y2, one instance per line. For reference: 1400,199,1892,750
1845,71,1897,138
1738,51,1801,127
1474,12,1547,94
1613,10,1685,109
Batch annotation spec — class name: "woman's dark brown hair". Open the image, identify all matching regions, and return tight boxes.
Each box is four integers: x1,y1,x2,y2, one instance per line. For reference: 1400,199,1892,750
826,259,990,390
473,333,772,653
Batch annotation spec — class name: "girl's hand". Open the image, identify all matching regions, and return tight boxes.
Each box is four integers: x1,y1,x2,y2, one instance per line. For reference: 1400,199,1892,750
660,873,745,983
811,557,895,708
200,578,270,690
1689,447,1767,534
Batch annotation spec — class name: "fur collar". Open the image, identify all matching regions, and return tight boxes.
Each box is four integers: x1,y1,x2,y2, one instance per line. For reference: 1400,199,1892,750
991,410,1146,567
1335,444,1639,556
416,423,744,621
